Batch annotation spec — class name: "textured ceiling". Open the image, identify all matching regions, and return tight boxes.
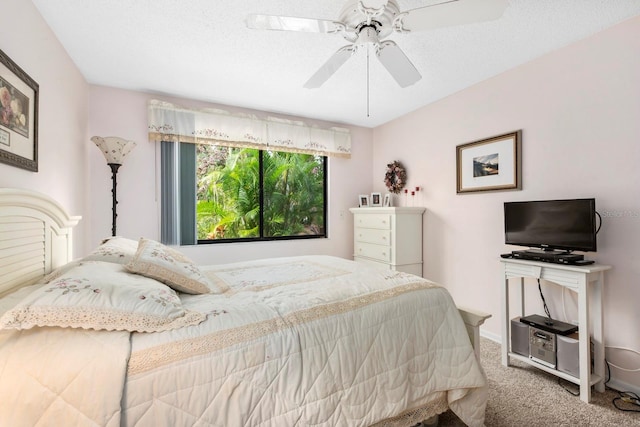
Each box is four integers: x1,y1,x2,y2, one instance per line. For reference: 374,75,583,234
32,0,640,128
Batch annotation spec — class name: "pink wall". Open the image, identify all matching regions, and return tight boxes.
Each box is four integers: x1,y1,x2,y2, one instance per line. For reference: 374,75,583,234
0,0,90,256
87,86,373,264
372,16,640,391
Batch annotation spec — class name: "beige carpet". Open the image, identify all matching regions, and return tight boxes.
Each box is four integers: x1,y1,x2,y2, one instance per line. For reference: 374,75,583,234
437,337,640,426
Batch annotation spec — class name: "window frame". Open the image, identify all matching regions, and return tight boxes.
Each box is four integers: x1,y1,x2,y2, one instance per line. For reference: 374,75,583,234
161,141,328,245
197,149,328,244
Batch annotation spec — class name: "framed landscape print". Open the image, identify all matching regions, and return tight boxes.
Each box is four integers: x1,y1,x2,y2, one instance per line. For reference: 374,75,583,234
456,130,521,194
0,49,39,172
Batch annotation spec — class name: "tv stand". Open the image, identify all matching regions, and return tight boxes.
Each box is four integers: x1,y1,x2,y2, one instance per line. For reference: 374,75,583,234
500,258,611,403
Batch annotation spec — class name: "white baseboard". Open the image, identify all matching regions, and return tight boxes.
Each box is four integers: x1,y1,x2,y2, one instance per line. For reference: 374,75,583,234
480,329,501,343
605,378,640,397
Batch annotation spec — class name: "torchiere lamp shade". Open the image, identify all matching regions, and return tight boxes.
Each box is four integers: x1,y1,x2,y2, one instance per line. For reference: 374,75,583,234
91,136,137,165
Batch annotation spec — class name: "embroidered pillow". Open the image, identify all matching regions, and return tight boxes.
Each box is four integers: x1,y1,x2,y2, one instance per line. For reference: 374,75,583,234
126,238,216,294
42,259,84,284
0,262,205,332
42,236,140,284
83,236,139,264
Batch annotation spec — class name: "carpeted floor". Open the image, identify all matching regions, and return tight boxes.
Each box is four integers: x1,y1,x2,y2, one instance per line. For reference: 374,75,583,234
437,337,640,426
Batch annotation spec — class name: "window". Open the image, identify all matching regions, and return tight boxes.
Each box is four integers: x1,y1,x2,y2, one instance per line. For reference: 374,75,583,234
161,142,327,245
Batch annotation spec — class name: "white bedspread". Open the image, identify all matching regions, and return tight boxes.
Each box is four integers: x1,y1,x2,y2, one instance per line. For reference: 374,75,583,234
0,256,486,426
122,256,487,426
0,326,130,426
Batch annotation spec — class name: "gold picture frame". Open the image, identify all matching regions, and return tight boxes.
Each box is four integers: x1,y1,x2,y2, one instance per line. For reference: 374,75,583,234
456,130,521,194
0,48,39,172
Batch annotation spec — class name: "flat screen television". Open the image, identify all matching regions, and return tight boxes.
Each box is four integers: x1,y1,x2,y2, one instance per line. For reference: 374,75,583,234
504,198,597,253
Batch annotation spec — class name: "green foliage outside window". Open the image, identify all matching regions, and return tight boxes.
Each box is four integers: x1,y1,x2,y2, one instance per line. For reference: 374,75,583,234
196,145,325,241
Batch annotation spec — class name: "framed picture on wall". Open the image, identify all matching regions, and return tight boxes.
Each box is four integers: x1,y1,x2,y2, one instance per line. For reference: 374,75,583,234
0,49,39,172
456,130,521,194
358,194,370,207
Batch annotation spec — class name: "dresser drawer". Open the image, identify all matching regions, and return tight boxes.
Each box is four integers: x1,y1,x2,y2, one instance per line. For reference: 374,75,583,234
355,241,392,263
354,214,392,230
354,227,391,246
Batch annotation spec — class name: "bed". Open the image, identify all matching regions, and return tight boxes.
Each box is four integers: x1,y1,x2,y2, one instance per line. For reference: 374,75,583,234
0,188,488,427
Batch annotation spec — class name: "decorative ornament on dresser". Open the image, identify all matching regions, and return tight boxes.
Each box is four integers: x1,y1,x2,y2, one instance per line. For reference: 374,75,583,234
384,160,406,194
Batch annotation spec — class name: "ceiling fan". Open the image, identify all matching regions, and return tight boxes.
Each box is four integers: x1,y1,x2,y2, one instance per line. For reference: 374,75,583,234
246,0,509,89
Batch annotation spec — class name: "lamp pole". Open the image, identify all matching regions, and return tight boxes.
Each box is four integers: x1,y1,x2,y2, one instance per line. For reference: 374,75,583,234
108,163,122,236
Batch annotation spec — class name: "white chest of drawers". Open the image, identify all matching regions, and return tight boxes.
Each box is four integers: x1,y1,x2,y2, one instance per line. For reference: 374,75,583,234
349,207,425,276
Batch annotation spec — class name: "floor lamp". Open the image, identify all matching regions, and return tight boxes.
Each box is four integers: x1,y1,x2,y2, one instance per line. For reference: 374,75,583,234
91,136,137,236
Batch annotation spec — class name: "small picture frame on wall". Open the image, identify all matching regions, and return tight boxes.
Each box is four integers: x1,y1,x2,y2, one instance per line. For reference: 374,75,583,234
370,192,382,207
0,48,39,172
358,194,370,207
383,193,391,207
456,130,521,194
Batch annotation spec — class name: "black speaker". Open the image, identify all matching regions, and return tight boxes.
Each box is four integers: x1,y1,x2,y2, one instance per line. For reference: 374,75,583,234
510,317,529,356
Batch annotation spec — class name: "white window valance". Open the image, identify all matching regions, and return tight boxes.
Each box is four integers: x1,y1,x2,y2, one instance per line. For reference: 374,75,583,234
148,100,351,158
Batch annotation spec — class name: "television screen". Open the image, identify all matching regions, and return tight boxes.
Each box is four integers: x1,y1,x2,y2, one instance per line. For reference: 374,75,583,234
504,198,597,252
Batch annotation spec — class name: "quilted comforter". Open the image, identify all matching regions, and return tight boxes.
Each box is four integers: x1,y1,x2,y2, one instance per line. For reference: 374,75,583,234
0,255,487,426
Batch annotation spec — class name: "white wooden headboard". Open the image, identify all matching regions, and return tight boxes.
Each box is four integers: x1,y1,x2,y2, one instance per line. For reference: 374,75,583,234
0,188,81,296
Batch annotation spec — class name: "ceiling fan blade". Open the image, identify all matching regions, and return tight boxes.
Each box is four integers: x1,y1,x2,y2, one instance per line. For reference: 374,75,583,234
377,41,421,87
304,46,355,89
399,0,508,32
246,14,340,33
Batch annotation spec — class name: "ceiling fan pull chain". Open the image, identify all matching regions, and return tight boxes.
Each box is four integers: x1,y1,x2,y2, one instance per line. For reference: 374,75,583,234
367,47,370,117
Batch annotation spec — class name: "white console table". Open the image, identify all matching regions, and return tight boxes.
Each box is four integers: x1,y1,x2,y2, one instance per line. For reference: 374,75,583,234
500,258,611,403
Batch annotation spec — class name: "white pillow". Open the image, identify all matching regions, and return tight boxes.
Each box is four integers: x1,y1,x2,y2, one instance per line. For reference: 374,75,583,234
0,262,205,332
126,238,217,295
83,236,139,264
42,236,140,284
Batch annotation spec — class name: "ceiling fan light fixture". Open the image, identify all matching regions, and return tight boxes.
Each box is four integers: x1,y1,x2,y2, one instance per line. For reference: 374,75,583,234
355,25,380,47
